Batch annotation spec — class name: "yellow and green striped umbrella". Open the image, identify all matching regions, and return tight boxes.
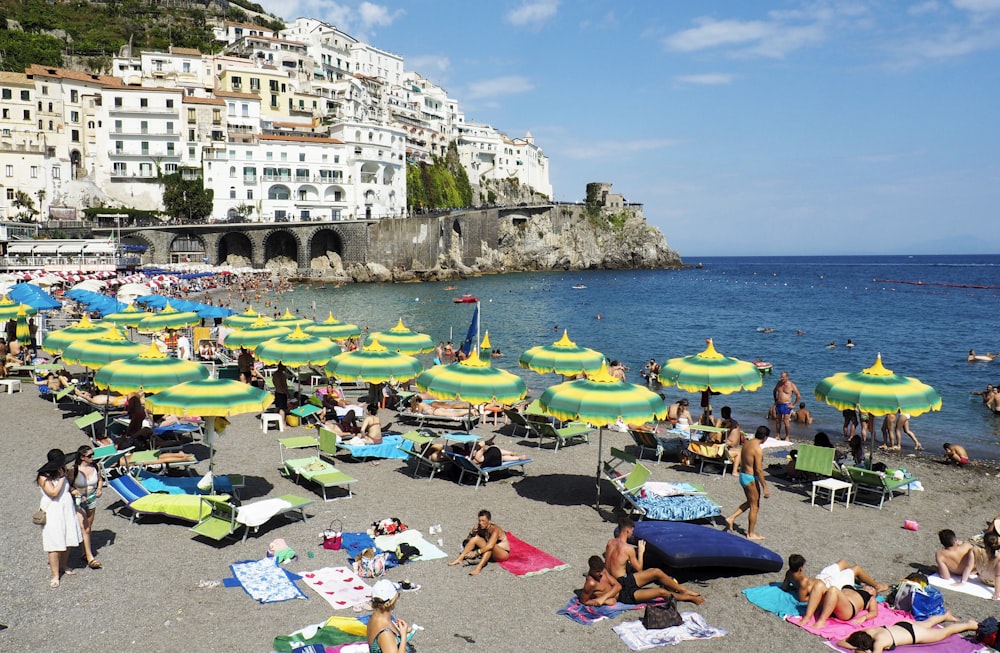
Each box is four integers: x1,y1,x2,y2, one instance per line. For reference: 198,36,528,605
325,338,422,384
658,339,763,395
41,314,113,354
254,326,340,369
539,363,667,507
224,317,292,352
137,302,200,333
365,318,435,355
415,349,527,405
0,295,37,321
15,304,32,345
223,306,267,329
518,330,605,377
305,312,362,342
145,378,274,418
273,308,314,331
814,354,942,417
102,303,147,328
61,326,147,369
94,343,210,394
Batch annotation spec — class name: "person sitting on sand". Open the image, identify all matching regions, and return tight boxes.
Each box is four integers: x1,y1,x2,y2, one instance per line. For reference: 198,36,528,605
936,529,974,582
792,558,888,628
837,612,978,652
943,442,970,466
410,395,477,418
783,555,887,603
960,528,1000,598
792,402,814,424
580,555,623,606
605,516,704,605
448,509,510,576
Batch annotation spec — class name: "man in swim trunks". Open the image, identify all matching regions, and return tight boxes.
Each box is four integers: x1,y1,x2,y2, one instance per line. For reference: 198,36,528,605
580,555,622,606
936,529,974,582
604,516,704,605
772,371,800,440
838,612,978,652
943,442,970,466
725,425,769,541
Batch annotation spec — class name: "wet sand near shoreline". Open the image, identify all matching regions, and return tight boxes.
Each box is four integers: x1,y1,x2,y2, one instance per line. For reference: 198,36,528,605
3,381,1000,653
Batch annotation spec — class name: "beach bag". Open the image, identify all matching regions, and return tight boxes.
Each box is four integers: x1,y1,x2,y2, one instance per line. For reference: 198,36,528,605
322,519,343,550
32,508,46,526
372,517,407,537
354,548,387,578
910,585,945,620
642,596,682,630
976,616,998,647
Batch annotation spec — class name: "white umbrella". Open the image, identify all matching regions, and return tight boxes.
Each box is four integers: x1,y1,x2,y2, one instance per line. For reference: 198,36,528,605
116,282,152,304
71,279,107,292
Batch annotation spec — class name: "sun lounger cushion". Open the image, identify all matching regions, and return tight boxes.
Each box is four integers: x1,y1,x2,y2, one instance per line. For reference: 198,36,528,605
129,493,219,522
136,469,239,495
634,521,782,572
336,434,411,460
630,494,722,522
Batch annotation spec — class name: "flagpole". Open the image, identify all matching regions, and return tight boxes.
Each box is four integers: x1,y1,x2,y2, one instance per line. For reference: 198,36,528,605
475,301,481,356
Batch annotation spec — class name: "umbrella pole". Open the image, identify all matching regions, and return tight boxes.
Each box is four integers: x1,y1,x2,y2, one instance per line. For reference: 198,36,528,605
594,427,604,510
205,417,217,492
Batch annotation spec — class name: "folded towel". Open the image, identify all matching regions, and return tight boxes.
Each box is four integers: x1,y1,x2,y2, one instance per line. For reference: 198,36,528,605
612,613,727,650
557,596,649,624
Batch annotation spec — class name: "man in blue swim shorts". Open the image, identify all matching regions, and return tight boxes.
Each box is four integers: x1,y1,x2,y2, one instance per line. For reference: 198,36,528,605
772,371,801,440
726,426,770,541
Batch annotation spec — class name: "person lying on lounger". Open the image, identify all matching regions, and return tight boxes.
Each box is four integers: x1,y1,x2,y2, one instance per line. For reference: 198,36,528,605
410,396,478,417
73,388,128,407
469,437,528,467
837,611,978,653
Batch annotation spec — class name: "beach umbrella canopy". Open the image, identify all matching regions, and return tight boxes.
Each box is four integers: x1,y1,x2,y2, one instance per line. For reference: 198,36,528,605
116,282,151,305
8,282,61,310
814,354,942,417
135,294,170,310
365,319,435,355
41,314,113,354
518,330,605,377
0,294,36,320
224,317,293,352
197,304,234,319
61,327,147,369
137,302,200,332
304,312,362,342
223,306,267,329
273,308,314,330
94,343,211,394
539,363,667,507
15,304,32,345
658,339,763,406
325,338,422,384
102,303,147,328
415,349,527,405
254,326,340,369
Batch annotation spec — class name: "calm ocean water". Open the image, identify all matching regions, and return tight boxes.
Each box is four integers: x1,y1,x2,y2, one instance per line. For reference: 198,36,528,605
266,255,1000,459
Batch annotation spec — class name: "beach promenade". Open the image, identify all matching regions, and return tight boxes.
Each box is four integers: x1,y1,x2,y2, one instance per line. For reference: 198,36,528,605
3,383,1000,652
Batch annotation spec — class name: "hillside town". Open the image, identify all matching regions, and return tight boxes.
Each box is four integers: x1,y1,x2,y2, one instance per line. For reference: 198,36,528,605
0,16,552,225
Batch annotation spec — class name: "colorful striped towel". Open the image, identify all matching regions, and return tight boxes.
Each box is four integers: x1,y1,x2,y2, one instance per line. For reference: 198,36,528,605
557,596,652,624
498,532,569,577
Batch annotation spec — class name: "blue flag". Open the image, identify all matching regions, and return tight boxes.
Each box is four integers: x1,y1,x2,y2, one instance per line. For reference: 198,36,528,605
458,304,479,357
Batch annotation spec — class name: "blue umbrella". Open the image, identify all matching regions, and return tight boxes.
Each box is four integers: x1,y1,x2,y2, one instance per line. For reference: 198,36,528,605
8,283,61,310
135,295,170,310
197,305,234,319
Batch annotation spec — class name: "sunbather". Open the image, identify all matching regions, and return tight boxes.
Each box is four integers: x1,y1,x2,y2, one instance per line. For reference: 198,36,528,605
788,556,888,627
580,555,623,606
358,403,383,444
448,509,510,575
470,437,528,467
73,388,128,407
837,611,977,652
605,516,704,605
410,395,478,417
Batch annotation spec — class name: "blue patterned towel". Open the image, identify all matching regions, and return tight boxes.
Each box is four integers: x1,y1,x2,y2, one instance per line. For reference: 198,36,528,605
228,558,307,603
635,495,721,521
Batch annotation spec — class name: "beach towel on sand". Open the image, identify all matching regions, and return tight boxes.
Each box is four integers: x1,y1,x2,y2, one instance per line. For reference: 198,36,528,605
299,566,372,609
612,613,727,650
498,532,569,576
374,529,448,561
228,558,307,603
742,583,806,618
929,573,996,600
558,596,655,625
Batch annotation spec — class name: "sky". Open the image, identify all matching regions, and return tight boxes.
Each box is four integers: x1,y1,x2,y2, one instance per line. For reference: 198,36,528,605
257,0,1000,257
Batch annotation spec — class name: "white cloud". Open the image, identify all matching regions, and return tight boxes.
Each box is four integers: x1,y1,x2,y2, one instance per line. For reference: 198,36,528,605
506,0,559,28
673,73,735,85
663,17,825,58
952,0,1000,14
259,1,401,40
465,76,535,99
561,138,680,161
405,55,451,82
358,2,402,29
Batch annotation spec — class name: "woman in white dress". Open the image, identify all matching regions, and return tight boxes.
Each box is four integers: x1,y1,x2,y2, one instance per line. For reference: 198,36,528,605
37,449,83,588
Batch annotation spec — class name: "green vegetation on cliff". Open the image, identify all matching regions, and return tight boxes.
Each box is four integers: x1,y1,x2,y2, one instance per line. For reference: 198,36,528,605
406,142,474,211
0,0,284,72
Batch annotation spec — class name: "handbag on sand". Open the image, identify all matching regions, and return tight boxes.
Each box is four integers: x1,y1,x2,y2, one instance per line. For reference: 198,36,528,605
642,596,683,629
322,519,343,550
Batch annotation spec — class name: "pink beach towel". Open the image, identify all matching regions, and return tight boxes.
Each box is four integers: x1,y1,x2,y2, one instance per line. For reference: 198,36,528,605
790,606,985,653
299,566,372,609
498,532,569,577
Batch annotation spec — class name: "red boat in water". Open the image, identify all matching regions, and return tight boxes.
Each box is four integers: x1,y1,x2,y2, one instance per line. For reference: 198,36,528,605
453,294,478,303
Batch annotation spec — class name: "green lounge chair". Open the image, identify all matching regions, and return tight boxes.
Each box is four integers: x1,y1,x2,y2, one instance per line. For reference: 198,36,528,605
533,420,592,451
794,444,837,477
396,430,445,480
191,493,313,543
845,466,914,509
283,456,357,501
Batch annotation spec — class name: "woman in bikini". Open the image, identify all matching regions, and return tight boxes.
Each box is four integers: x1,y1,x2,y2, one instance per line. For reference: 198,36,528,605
448,509,511,576
470,437,529,467
838,611,978,652
70,445,103,569
367,579,412,653
808,583,879,629
359,403,383,445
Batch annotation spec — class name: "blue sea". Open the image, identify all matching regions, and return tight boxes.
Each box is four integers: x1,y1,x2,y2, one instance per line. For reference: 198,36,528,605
264,254,1000,460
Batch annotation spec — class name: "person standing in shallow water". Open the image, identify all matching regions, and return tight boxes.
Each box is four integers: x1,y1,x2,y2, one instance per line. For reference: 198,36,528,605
772,371,800,440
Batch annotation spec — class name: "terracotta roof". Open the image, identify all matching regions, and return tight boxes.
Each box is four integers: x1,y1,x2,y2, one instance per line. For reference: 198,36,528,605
224,20,275,32
0,71,31,86
181,95,225,106
215,90,260,100
26,65,121,87
260,133,343,145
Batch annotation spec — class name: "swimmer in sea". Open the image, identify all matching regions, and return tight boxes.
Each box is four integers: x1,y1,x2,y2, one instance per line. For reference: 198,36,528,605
827,341,836,349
